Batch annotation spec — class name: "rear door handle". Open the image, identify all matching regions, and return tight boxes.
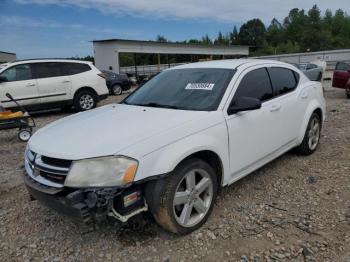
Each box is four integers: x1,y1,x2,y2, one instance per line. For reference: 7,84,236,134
270,104,281,112
301,91,308,99
62,80,70,83
26,83,36,87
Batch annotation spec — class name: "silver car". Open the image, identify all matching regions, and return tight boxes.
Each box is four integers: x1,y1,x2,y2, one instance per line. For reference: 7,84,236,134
293,63,323,81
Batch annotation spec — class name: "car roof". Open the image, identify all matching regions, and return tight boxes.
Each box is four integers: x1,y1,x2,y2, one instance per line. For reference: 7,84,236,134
169,58,291,70
8,59,92,65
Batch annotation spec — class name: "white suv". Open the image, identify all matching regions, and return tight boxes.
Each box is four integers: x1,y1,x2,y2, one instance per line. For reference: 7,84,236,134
24,59,326,234
0,59,109,111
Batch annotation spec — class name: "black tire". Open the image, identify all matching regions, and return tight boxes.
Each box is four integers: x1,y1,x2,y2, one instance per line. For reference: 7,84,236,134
295,112,321,155
111,84,123,96
317,73,323,81
346,92,350,99
146,158,218,235
74,90,97,112
18,128,32,142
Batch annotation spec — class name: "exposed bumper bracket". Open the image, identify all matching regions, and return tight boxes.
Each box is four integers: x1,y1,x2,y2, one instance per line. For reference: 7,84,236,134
108,200,148,223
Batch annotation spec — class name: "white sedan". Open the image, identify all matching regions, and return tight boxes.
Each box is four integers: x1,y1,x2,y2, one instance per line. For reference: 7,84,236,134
24,59,325,234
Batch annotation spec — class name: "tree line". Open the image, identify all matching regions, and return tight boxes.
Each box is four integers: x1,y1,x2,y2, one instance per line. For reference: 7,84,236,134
175,5,350,55
74,5,350,67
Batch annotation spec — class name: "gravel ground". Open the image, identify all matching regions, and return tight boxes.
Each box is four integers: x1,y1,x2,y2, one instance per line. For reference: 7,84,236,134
0,83,349,262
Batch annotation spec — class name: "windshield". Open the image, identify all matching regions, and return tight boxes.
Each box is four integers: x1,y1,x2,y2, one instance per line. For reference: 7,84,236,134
124,68,235,111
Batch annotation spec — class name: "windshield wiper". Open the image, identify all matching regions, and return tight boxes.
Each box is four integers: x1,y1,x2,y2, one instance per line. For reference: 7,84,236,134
133,102,181,109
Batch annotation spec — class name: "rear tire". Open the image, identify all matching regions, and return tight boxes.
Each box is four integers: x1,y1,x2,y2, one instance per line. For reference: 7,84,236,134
317,73,322,81
295,112,321,155
111,84,123,96
74,90,97,112
147,158,218,235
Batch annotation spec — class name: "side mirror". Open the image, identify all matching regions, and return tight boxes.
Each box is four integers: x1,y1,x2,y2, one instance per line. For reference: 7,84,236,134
228,97,262,115
0,76,8,83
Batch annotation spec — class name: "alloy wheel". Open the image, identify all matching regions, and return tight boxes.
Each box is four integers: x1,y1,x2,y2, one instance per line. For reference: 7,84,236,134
113,85,122,95
173,169,213,228
79,94,94,110
308,117,320,150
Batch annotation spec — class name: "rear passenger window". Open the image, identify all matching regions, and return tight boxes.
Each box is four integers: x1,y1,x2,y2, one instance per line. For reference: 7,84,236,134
32,62,64,79
268,67,298,96
233,68,273,102
62,63,91,75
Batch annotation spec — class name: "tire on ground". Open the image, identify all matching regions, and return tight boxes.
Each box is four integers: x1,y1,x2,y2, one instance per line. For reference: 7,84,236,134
111,84,123,96
73,89,97,112
145,158,218,235
295,112,321,155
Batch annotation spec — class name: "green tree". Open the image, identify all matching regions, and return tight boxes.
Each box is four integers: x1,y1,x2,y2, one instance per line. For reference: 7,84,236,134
283,8,307,45
302,5,322,51
156,35,168,42
230,26,239,45
201,34,212,44
238,19,266,48
266,18,285,48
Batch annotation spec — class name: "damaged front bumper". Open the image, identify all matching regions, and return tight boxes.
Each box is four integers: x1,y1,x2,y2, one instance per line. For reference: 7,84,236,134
24,172,148,225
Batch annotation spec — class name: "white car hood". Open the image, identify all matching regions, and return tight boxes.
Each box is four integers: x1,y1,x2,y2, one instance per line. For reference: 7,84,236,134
29,104,208,160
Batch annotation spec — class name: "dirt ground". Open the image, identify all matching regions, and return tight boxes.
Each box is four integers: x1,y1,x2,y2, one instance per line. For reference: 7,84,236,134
0,82,349,262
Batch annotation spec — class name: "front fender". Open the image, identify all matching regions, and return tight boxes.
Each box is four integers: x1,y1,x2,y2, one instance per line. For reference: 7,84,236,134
134,122,230,186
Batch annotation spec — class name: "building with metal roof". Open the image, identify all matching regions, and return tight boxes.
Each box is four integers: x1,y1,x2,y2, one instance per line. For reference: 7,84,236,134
92,39,249,74
0,51,16,63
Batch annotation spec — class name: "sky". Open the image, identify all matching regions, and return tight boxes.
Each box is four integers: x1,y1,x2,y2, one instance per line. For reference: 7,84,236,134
0,0,349,59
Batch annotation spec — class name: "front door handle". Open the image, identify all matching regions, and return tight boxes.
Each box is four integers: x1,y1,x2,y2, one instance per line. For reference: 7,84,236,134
270,104,281,112
62,80,70,83
26,83,36,87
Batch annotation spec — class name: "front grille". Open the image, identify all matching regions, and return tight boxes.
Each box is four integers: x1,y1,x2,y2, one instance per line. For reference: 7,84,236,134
41,156,72,168
40,170,67,184
25,150,72,188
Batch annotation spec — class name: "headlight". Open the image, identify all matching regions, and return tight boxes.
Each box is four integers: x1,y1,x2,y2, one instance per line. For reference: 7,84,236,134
64,156,138,188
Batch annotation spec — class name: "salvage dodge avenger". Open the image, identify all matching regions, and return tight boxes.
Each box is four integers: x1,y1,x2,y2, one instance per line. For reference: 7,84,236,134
24,59,325,234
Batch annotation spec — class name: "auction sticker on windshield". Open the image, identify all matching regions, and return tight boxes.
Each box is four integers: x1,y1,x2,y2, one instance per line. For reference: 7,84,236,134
185,83,215,91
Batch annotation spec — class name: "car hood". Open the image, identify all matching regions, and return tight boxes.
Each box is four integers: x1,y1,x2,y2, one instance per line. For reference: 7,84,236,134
29,104,209,160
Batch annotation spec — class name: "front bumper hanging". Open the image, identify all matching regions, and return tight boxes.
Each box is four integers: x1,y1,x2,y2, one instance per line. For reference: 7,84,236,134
24,172,148,225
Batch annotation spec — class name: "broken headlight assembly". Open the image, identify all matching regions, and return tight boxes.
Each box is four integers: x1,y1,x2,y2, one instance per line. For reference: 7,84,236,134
64,156,138,188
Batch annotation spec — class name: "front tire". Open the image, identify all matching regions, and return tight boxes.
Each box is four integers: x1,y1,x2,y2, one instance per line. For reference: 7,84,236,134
148,158,218,234
74,90,97,111
295,112,321,155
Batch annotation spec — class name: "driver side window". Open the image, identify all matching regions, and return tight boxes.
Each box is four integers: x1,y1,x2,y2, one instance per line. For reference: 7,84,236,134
233,68,273,102
0,64,32,82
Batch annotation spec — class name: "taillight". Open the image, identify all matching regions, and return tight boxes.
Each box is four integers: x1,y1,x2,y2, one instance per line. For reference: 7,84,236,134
98,73,106,79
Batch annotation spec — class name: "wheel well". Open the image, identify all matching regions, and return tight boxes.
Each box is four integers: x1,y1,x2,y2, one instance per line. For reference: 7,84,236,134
74,87,98,99
181,150,223,186
313,108,323,126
